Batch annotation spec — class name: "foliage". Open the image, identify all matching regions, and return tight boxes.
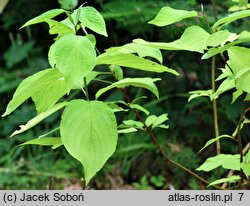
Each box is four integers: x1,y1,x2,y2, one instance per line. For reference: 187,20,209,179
1,0,250,189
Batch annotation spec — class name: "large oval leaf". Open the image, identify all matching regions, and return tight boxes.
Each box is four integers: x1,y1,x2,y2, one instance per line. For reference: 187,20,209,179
60,100,118,184
51,34,96,90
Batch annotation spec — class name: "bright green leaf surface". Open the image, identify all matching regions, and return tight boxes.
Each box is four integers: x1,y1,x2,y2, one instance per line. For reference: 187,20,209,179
51,34,96,90
21,9,65,28
235,67,250,93
199,135,234,153
2,69,63,117
134,26,210,53
213,10,250,30
148,7,197,27
60,100,118,184
20,137,62,149
79,6,107,37
96,78,161,99
208,176,241,187
96,52,178,75
196,154,241,172
10,102,67,137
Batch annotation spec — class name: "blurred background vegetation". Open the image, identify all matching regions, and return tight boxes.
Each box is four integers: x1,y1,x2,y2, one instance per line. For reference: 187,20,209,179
0,0,249,189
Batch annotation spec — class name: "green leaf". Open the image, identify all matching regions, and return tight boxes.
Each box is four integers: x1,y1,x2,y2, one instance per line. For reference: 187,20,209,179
148,7,197,27
232,90,243,103
152,114,168,128
228,46,250,73
134,26,210,53
51,34,96,90
130,104,150,115
196,154,241,172
208,176,241,187
79,6,107,37
211,78,235,99
206,30,230,47
235,67,250,93
60,100,117,184
20,137,62,149
31,75,67,114
46,19,75,35
199,135,234,153
97,52,178,75
145,115,157,127
188,90,212,102
109,65,123,80
213,10,250,30
21,9,65,28
2,69,63,117
10,102,67,137
122,120,144,130
96,78,160,99
107,43,163,63
118,128,138,134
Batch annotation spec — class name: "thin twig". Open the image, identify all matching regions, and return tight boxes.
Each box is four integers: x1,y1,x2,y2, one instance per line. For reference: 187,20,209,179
211,0,218,22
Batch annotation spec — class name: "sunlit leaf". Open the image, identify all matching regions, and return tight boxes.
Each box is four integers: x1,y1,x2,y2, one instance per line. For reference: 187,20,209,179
96,78,160,99
20,137,62,149
10,102,67,137
61,100,117,184
208,176,241,187
148,7,197,27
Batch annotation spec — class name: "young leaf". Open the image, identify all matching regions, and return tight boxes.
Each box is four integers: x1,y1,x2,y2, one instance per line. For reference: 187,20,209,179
208,176,241,187
118,128,138,134
199,135,234,153
148,7,197,27
79,6,107,37
2,68,63,117
10,102,67,137
152,114,168,128
21,9,65,28
20,137,62,149
196,154,241,172
188,90,212,102
134,26,210,53
97,52,178,75
110,65,123,80
213,10,250,30
129,104,150,115
145,115,157,127
51,34,96,90
60,100,118,184
96,78,161,99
